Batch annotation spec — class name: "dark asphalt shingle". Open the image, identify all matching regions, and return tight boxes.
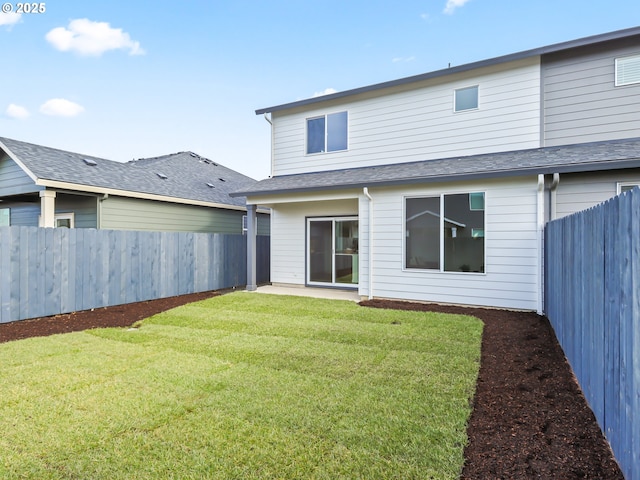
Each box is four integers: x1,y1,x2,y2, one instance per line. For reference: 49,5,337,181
231,137,640,197
0,137,256,208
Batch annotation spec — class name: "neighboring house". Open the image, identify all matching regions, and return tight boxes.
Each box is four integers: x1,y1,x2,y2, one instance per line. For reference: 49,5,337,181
233,26,640,313
0,137,270,234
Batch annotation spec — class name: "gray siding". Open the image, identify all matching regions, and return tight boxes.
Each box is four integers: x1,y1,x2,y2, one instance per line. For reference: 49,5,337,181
0,202,40,226
554,169,640,219
100,195,262,234
56,193,98,228
0,154,41,196
543,38,640,146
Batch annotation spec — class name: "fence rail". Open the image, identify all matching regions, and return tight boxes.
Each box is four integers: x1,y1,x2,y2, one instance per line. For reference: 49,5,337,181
545,188,639,480
0,227,269,324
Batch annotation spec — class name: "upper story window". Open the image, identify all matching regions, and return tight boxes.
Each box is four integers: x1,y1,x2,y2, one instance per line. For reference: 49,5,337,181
454,85,479,112
306,111,348,154
615,54,640,86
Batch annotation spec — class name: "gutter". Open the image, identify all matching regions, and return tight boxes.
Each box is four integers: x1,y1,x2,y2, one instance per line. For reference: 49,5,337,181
363,187,373,300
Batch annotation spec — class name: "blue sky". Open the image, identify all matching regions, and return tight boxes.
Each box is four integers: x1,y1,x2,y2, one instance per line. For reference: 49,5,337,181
1,0,639,180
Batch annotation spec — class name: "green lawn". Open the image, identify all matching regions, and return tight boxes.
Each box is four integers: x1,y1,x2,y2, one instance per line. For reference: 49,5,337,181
0,292,482,479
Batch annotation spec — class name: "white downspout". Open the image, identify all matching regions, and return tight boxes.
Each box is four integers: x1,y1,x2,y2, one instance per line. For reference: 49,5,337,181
263,113,274,178
537,174,545,315
550,173,560,221
363,187,373,300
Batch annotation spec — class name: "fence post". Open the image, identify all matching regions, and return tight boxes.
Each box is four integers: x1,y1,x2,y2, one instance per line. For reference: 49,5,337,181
246,204,257,291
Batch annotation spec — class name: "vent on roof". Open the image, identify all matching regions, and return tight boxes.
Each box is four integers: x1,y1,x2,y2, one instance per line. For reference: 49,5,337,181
206,182,215,188
189,152,198,158
218,178,226,182
83,158,97,166
156,172,168,179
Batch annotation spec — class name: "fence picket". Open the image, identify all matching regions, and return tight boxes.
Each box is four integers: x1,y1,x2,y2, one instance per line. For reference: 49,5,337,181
545,188,639,480
0,227,269,325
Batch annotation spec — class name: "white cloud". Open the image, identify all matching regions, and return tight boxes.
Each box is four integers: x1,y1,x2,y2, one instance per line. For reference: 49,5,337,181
420,13,430,21
0,12,21,27
45,18,145,56
6,103,30,119
40,98,85,117
312,88,338,98
444,0,471,14
392,56,416,63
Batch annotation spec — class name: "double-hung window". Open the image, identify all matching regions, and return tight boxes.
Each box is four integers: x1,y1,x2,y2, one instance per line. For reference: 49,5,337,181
405,192,485,273
306,111,348,154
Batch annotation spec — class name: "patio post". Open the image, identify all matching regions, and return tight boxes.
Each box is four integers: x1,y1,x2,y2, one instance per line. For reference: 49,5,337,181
246,203,257,291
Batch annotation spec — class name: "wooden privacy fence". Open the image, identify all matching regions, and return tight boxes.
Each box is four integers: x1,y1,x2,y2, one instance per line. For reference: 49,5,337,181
0,227,270,324
545,188,639,480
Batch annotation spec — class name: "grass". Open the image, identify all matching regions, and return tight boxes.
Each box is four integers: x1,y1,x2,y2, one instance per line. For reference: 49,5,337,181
0,292,482,479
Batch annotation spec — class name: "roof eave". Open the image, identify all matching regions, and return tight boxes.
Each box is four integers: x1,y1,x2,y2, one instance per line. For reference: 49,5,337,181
255,26,640,115
233,158,640,198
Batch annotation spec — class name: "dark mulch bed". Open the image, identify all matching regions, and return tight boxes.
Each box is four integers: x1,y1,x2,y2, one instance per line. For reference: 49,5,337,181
0,292,624,479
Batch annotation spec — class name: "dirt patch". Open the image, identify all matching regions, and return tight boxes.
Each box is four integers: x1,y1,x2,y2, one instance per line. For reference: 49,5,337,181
0,292,624,478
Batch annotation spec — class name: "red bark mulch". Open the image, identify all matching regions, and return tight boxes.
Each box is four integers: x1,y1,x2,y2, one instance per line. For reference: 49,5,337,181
0,292,624,479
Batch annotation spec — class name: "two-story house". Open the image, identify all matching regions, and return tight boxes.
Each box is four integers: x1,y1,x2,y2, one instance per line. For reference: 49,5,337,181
233,27,640,313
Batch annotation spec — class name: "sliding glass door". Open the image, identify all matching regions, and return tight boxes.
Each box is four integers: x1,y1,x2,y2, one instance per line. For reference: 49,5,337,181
307,217,358,287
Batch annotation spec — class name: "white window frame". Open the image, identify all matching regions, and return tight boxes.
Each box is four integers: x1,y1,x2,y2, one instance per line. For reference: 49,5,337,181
305,111,348,155
617,182,640,194
55,212,74,228
615,54,640,87
454,85,479,113
242,214,248,235
404,192,486,274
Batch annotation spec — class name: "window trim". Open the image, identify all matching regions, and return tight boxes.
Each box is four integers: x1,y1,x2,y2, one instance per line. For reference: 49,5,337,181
403,192,486,275
55,212,75,228
617,182,640,194
453,85,479,113
305,110,348,155
615,54,640,87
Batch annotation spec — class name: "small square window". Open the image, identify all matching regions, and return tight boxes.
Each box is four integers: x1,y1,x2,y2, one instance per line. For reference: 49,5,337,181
454,85,479,112
615,54,640,86
617,182,640,194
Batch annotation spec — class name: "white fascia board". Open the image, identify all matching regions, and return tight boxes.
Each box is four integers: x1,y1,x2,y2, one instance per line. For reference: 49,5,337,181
0,139,39,182
36,179,248,212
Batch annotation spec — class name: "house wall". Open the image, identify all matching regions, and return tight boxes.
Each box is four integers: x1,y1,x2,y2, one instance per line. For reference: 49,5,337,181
100,196,269,234
0,202,39,226
267,198,359,285
543,37,640,146
0,154,42,196
56,193,98,228
361,177,540,310
554,169,640,219
271,58,541,176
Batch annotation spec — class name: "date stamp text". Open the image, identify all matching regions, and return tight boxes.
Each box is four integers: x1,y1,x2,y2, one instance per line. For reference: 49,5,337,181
2,3,46,14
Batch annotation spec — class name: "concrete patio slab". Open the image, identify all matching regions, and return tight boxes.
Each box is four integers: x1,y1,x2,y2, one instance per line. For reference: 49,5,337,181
253,285,361,302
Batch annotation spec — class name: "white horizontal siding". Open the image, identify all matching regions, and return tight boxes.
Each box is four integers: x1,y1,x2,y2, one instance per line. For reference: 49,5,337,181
365,178,539,310
269,199,358,286
272,58,541,176
544,42,640,146
554,171,640,219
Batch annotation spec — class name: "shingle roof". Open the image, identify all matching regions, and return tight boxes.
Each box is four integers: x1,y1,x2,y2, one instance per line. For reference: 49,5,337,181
231,137,640,198
256,26,640,115
0,136,257,208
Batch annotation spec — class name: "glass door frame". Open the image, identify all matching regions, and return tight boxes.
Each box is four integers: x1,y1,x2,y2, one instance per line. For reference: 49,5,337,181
306,216,359,288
